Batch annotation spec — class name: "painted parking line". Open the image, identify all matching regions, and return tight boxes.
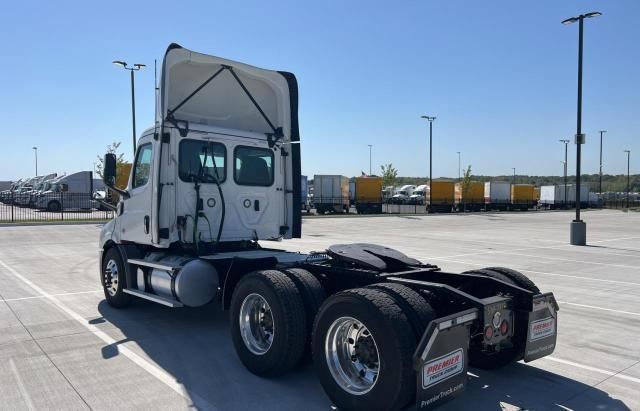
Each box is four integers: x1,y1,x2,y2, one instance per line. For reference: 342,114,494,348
556,301,640,317
543,356,640,385
1,290,102,302
419,257,640,287
0,258,217,411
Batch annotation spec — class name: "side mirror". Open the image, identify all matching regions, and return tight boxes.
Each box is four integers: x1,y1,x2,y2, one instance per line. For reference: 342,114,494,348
103,152,130,199
103,153,117,186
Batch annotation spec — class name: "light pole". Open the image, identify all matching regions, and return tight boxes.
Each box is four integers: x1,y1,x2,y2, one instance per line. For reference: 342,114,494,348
599,130,606,194
512,168,516,184
624,150,631,209
368,144,372,175
421,115,436,211
562,11,602,245
457,152,461,181
560,139,569,207
32,146,38,176
113,60,146,155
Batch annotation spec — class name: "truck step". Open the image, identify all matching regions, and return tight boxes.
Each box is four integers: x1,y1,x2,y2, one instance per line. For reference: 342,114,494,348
123,288,184,308
127,258,179,272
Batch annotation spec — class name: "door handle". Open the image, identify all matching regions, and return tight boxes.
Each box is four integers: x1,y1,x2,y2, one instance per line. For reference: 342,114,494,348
144,215,150,234
254,199,260,211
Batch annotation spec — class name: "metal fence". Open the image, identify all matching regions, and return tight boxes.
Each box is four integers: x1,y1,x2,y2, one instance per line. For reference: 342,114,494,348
0,192,114,223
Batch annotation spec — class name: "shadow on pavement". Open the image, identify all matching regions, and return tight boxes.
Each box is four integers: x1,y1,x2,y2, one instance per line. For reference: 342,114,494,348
95,299,630,411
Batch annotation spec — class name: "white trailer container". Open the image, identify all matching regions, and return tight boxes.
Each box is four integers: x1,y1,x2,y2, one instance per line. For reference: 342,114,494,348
313,175,349,214
539,184,590,209
484,181,511,210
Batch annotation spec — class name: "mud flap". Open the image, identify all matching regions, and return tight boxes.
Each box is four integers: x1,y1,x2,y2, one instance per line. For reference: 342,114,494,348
524,292,559,362
414,308,479,410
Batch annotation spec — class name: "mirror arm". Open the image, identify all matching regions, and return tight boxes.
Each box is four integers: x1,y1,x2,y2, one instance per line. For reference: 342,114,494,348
104,179,130,199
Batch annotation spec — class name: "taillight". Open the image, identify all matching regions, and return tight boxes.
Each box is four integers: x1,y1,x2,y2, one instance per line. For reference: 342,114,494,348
500,320,509,335
484,326,494,340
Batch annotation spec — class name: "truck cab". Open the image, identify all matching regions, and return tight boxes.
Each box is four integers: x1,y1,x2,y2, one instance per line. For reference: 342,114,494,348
101,44,300,251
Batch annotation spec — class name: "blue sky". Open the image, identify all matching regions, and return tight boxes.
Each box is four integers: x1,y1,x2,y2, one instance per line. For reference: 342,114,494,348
1,0,638,181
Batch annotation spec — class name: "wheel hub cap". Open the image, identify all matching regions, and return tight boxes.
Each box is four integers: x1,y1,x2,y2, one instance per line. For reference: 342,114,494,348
104,259,119,297
239,293,274,355
325,317,380,395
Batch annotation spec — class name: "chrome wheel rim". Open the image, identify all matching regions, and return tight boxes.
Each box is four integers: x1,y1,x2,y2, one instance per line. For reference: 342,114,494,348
239,293,274,355
104,259,119,296
325,317,380,395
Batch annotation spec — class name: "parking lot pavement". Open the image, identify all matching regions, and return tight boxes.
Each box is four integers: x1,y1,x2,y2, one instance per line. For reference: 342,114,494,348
0,209,638,410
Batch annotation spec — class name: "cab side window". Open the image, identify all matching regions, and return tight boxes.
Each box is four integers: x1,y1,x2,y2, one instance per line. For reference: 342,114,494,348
133,144,153,188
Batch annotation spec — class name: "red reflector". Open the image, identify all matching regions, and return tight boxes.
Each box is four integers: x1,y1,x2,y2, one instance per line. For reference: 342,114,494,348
500,320,509,335
484,326,494,339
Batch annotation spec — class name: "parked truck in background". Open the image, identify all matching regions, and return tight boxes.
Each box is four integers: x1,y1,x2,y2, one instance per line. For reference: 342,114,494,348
301,175,310,212
391,184,416,204
539,184,590,209
455,181,484,211
409,184,428,204
349,180,356,206
97,44,559,411
484,181,511,211
354,176,382,214
427,180,455,212
34,171,95,211
314,174,349,214
511,184,536,211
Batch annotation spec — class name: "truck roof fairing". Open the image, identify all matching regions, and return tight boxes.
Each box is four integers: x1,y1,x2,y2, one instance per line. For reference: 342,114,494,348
160,43,295,143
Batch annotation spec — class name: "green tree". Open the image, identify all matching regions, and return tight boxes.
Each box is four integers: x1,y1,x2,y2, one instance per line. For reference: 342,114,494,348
380,163,398,188
95,142,128,180
461,165,473,198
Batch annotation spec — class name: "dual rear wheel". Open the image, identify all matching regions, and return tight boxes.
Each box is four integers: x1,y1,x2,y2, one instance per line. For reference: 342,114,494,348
229,269,435,411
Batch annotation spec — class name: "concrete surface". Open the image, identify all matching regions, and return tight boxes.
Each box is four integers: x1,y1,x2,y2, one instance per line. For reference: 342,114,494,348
0,209,638,410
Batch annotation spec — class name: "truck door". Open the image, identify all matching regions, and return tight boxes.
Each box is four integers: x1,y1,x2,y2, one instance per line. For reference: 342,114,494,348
119,142,154,245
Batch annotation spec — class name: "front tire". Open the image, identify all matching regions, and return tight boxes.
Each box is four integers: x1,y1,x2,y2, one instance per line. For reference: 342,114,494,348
101,247,132,308
230,270,306,377
312,288,416,411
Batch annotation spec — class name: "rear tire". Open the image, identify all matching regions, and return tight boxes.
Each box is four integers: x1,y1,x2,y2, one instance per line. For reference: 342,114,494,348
367,283,435,339
230,270,306,377
463,268,538,369
101,247,132,308
47,200,61,212
482,267,540,293
282,268,326,359
312,288,416,411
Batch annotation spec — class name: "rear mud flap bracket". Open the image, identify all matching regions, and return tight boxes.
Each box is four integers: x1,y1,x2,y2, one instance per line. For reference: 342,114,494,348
414,308,479,410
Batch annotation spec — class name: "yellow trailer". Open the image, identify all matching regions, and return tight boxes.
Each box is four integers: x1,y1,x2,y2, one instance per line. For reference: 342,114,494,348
427,180,455,212
355,177,383,214
455,181,485,211
511,184,535,210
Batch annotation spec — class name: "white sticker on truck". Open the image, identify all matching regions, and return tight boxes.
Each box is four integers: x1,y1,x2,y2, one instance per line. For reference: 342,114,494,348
422,348,464,389
529,317,555,341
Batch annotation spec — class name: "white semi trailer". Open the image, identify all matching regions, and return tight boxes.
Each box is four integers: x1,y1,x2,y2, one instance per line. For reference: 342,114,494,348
99,44,558,411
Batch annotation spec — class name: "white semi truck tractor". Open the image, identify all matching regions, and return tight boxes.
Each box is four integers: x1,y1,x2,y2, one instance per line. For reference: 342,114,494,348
99,44,559,411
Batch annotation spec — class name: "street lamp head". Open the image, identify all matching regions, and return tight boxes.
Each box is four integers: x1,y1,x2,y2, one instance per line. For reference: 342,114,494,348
133,63,146,69
624,150,631,154
585,12,602,19
32,146,37,150
113,60,127,68
561,17,579,25
421,115,436,122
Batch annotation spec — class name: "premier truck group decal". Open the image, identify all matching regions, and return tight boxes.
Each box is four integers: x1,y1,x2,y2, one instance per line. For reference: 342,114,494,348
422,348,464,388
529,317,555,341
